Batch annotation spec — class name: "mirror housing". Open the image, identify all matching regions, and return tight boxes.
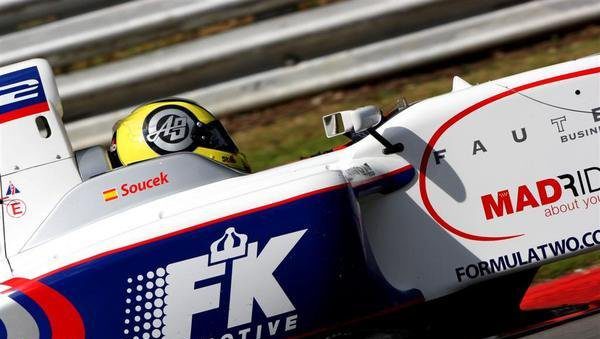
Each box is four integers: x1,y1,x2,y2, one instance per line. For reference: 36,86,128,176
323,106,382,138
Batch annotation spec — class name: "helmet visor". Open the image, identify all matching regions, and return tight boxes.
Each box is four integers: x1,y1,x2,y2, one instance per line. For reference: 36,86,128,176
191,121,239,154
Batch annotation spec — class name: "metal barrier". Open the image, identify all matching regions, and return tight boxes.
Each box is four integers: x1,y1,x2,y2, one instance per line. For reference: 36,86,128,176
65,0,600,150
0,0,126,34
55,0,518,120
0,0,597,150
0,0,303,68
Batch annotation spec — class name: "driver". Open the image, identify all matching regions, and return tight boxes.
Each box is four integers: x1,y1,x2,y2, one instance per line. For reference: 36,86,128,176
108,98,250,173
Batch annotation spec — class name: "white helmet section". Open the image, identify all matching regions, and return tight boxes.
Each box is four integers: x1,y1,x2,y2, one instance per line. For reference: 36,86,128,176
360,55,599,300
0,59,81,262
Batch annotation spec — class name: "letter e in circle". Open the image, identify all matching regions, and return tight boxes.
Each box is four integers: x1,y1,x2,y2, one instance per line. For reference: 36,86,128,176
6,199,26,218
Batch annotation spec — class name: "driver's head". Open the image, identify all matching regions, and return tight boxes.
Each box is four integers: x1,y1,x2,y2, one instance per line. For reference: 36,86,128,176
108,98,250,172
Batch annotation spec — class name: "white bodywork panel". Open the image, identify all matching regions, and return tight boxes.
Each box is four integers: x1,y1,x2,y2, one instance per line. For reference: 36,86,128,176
11,168,347,279
0,59,81,280
0,60,68,175
0,56,597,308
2,158,81,257
362,56,600,298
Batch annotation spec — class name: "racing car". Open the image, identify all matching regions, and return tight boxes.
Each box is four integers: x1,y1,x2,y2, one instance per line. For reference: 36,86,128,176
0,55,598,339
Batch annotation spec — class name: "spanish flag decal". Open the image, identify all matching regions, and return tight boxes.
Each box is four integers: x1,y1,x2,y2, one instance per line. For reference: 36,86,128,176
102,188,118,202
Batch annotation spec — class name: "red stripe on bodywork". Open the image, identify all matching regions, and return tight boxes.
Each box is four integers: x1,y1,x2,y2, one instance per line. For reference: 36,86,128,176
3,278,85,339
0,102,49,123
353,164,413,188
419,66,600,241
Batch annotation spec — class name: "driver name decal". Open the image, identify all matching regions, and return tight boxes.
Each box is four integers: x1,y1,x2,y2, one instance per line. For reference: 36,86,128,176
102,172,169,202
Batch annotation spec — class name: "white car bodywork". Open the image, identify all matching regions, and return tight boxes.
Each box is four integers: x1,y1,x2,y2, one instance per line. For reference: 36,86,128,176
0,56,597,338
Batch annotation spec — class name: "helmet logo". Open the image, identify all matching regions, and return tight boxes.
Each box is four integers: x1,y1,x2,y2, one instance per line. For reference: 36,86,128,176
143,107,198,154
147,115,186,143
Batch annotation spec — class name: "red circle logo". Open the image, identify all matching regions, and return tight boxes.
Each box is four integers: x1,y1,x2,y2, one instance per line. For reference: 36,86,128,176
6,199,26,218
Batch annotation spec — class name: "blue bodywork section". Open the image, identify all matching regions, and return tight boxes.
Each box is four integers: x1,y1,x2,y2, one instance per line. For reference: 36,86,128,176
10,183,420,338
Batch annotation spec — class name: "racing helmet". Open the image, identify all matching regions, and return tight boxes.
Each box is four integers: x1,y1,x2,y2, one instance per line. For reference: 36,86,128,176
108,98,250,173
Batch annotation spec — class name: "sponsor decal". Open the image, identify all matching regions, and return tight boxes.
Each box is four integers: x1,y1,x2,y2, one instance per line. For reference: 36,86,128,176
430,126,529,164
344,163,376,182
5,199,26,218
433,107,600,155
455,225,600,282
550,116,567,133
428,113,597,164
0,66,48,122
103,188,119,202
123,227,305,339
143,106,199,154
103,172,169,202
550,110,600,144
480,166,600,220
419,67,600,241
5,181,20,196
349,164,415,196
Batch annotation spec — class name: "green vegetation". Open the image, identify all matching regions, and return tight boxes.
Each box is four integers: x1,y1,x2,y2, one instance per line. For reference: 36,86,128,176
226,24,600,172
536,250,600,282
223,24,600,282
54,0,342,75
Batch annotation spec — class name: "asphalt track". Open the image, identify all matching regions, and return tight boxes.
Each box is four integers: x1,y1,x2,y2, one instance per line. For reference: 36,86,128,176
337,267,600,339
521,312,600,339
357,303,600,339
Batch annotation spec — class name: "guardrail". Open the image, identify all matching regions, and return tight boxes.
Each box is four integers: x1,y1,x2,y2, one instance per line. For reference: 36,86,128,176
0,0,126,34
65,0,600,150
0,0,303,68
1,0,597,150
55,0,518,120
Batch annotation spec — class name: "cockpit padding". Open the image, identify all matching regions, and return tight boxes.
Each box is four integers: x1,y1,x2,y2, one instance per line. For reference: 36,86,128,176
75,146,112,180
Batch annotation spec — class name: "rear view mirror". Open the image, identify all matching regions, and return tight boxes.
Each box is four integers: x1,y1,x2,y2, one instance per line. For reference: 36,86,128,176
323,106,382,138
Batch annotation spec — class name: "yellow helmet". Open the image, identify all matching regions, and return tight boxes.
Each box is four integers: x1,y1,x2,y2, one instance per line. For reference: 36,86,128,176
108,98,250,173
